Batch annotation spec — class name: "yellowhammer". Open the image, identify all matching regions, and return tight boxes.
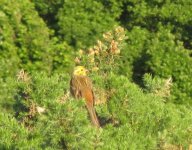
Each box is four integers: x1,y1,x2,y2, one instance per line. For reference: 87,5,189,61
70,66,100,128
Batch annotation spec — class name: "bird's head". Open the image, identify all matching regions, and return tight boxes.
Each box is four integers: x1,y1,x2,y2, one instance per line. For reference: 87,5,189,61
73,66,88,76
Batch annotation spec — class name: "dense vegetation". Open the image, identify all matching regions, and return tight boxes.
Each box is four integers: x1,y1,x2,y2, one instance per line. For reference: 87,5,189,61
0,0,192,149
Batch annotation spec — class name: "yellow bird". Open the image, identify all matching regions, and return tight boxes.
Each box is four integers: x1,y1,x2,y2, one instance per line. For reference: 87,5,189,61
70,66,100,128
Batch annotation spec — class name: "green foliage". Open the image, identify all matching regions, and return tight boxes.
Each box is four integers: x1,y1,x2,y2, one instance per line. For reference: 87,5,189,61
0,7,20,79
145,27,192,104
1,0,192,149
31,0,63,32
0,77,18,114
119,27,150,79
0,113,37,149
143,73,172,100
32,0,62,16
1,72,192,149
57,0,122,48
51,38,74,73
0,0,74,75
123,0,192,49
76,26,127,75
0,0,52,72
102,73,192,149
32,0,122,48
1,71,100,149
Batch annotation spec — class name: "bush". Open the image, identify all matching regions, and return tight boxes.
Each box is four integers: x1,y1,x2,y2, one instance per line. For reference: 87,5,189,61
0,70,191,149
0,0,52,72
58,0,122,48
122,0,192,49
0,7,20,79
33,0,122,48
144,27,192,104
119,27,150,80
0,0,74,75
0,113,38,149
1,1,192,147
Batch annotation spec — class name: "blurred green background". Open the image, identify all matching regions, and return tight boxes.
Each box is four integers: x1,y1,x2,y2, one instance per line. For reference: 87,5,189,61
0,0,192,149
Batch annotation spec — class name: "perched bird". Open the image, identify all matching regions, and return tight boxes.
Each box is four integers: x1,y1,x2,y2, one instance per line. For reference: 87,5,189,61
70,66,100,128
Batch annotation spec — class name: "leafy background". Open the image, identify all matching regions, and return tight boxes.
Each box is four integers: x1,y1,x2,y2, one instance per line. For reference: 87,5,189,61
0,0,192,149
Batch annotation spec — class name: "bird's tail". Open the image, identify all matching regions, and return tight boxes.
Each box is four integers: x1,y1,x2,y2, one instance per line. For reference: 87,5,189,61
87,105,100,128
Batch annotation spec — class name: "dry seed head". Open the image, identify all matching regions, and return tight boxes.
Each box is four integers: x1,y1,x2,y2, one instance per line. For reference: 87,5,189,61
165,77,172,87
29,102,37,118
163,77,172,97
118,37,123,41
93,45,100,52
36,106,46,114
94,50,99,55
118,34,126,41
74,57,81,64
88,48,95,55
78,49,84,55
114,49,121,54
94,88,107,105
57,91,70,104
110,40,118,53
89,57,95,63
103,31,112,41
115,26,124,33
97,40,103,50
92,67,99,72
155,77,172,99
17,69,31,82
97,40,102,45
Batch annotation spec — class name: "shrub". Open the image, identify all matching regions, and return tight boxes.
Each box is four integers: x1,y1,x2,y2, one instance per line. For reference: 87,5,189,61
0,0,74,74
122,0,192,49
1,70,191,149
0,7,20,79
0,0,52,72
119,27,150,80
144,27,192,104
1,19,192,149
0,112,39,149
57,0,121,48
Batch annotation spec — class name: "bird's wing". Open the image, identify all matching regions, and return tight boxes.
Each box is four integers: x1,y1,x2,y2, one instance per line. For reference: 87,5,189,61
70,77,82,98
81,88,100,128
83,77,96,105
